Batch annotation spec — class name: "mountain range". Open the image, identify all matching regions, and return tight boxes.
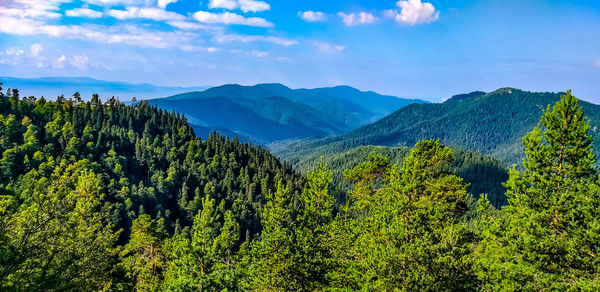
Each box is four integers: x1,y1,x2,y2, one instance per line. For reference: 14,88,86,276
5,76,596,170
0,76,208,100
150,83,428,143
270,88,600,167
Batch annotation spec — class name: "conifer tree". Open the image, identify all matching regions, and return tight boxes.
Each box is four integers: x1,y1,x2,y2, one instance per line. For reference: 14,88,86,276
476,91,600,290
1,161,119,291
250,181,294,291
121,214,166,292
332,141,472,290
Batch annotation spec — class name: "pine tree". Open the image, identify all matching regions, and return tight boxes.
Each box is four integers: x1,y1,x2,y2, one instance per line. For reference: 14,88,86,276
476,90,600,290
1,161,120,291
162,193,219,290
331,141,473,290
121,214,165,292
250,181,294,291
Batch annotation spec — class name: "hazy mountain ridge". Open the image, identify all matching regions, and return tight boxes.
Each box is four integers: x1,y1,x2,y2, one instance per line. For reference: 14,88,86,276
0,76,208,100
151,83,428,143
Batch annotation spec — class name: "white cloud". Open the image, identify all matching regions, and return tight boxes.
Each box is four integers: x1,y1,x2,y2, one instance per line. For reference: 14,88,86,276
0,14,198,49
338,12,377,26
215,34,297,47
108,7,185,21
209,0,238,10
238,0,269,13
65,8,103,18
312,41,346,54
6,47,24,56
180,45,220,53
0,6,61,19
193,11,272,27
70,55,89,68
0,15,40,35
387,0,439,25
167,20,219,30
299,11,326,22
54,55,66,68
250,50,269,58
208,0,270,12
157,0,178,9
30,44,43,56
80,0,155,6
13,0,68,10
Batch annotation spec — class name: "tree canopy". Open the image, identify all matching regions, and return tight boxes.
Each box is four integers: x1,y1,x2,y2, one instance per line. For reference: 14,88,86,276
1,88,599,290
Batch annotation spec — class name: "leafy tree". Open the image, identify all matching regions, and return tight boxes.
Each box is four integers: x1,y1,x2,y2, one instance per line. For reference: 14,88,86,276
211,210,242,290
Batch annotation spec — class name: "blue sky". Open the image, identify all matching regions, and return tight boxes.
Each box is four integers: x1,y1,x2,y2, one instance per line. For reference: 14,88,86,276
0,0,599,102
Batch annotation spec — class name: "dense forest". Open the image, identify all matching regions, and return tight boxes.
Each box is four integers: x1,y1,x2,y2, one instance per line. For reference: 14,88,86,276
282,145,509,207
1,83,599,290
271,88,600,167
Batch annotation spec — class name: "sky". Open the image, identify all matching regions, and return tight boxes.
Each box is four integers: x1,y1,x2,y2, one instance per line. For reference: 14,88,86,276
0,0,599,102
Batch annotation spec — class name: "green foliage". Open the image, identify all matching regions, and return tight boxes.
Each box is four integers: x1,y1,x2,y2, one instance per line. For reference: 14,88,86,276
2,87,600,291
250,160,336,291
249,180,294,290
293,145,509,206
1,160,120,291
328,141,475,290
0,90,301,290
121,214,166,292
162,193,247,291
475,91,600,290
272,88,600,169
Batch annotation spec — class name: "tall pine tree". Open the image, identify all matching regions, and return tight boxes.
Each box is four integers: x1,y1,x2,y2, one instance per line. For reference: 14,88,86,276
475,90,600,290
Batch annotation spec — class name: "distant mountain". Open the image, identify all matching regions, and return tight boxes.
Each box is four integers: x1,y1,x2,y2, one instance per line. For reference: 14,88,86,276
270,88,600,167
0,76,208,100
150,83,428,143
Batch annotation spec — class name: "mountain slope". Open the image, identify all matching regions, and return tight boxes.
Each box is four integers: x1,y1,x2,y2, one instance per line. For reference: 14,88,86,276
0,76,208,100
151,83,428,143
292,145,509,206
271,88,600,167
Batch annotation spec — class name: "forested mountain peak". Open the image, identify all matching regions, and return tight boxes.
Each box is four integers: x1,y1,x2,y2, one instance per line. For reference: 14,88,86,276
150,83,428,144
271,87,600,168
445,91,486,103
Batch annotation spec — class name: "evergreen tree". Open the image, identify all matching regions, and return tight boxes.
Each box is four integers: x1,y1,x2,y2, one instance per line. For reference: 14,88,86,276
121,214,166,292
0,161,120,291
250,181,294,291
331,141,473,290
475,91,600,290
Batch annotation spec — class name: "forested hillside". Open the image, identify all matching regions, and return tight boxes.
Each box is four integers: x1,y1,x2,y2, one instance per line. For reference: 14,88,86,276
151,83,427,143
1,86,599,291
271,88,600,167
0,85,303,290
293,145,509,206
